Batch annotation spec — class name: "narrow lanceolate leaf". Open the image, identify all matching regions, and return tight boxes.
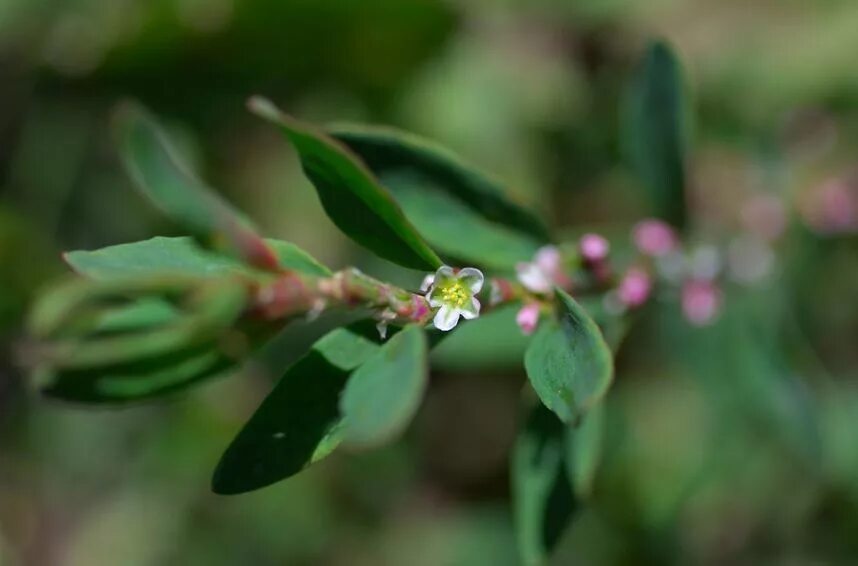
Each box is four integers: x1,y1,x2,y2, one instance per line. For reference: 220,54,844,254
212,323,382,495
64,236,330,280
114,102,279,270
524,288,614,424
512,403,578,566
623,40,690,230
339,324,428,449
247,97,442,271
329,124,549,268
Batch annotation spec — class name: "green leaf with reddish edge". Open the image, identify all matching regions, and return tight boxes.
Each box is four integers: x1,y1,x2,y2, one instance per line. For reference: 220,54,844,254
328,123,549,240
247,97,442,271
339,324,428,449
512,402,578,566
524,288,614,424
623,40,690,230
64,236,330,280
114,101,279,270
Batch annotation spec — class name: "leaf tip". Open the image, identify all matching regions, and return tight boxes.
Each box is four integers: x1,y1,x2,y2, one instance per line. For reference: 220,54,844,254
247,96,281,122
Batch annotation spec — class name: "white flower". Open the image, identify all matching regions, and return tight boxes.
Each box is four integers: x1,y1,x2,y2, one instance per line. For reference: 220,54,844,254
419,273,435,293
425,266,483,331
516,246,564,294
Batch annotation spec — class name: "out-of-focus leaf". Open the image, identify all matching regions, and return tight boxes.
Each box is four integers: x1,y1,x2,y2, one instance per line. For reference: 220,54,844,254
704,291,820,461
39,311,355,405
329,124,548,268
64,236,330,280
339,324,428,449
564,401,604,498
512,403,578,566
40,344,235,403
34,231,330,403
114,102,279,270
247,97,442,271
28,275,240,342
212,323,382,495
44,237,329,402
524,289,614,424
28,275,260,403
623,40,689,230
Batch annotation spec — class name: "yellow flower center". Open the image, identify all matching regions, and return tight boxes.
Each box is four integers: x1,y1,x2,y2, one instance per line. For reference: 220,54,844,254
438,281,469,308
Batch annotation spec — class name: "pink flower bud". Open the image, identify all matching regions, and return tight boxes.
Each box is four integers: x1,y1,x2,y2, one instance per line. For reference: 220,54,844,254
579,233,610,262
516,302,541,336
411,295,430,320
616,267,651,308
681,279,722,326
632,219,677,257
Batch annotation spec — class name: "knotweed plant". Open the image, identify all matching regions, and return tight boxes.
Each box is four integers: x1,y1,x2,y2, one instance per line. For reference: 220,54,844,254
24,41,846,565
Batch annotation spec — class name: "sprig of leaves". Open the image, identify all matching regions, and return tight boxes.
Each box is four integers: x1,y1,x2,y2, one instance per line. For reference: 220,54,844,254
21,57,682,563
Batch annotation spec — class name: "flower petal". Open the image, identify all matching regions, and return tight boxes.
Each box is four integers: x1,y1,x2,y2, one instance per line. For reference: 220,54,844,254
433,305,461,332
460,297,480,320
419,274,435,293
516,262,552,294
535,246,562,275
427,294,444,308
433,265,456,287
457,267,484,294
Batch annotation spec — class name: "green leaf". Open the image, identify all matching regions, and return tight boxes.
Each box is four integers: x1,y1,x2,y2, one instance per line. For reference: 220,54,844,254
114,102,279,270
512,403,578,566
247,97,442,271
623,40,690,230
37,237,330,404
28,275,265,404
64,236,330,280
39,309,360,406
564,401,604,498
329,124,549,268
339,324,429,449
524,288,614,424
212,323,381,494
34,237,330,404
39,343,237,403
371,175,541,270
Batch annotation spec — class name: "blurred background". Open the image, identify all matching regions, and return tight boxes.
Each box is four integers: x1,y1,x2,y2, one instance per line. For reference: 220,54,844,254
1,0,858,564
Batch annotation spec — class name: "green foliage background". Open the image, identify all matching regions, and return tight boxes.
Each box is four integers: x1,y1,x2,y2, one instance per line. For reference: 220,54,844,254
2,0,858,564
